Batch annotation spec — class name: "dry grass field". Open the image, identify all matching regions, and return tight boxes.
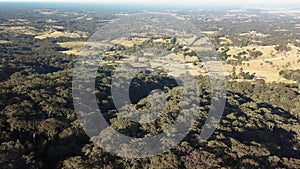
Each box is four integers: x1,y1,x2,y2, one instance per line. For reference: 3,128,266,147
57,41,85,55
0,40,10,44
0,25,38,35
219,37,232,45
57,41,113,55
112,38,147,47
35,30,88,39
57,37,300,83
224,44,300,83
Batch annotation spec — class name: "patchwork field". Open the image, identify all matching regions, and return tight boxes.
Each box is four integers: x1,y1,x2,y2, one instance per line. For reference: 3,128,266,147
57,37,300,83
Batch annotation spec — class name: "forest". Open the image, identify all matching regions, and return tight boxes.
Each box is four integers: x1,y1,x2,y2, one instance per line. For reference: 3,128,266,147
0,3,300,169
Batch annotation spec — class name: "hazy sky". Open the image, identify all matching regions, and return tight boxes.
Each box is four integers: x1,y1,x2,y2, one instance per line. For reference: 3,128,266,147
0,0,299,8
0,0,297,4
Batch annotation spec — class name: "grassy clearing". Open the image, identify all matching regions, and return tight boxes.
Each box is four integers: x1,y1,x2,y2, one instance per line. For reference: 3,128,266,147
223,44,300,82
226,44,300,60
0,26,37,35
46,19,57,23
0,40,10,44
202,31,216,35
57,41,110,55
57,41,85,55
219,37,232,45
35,31,88,39
114,38,147,47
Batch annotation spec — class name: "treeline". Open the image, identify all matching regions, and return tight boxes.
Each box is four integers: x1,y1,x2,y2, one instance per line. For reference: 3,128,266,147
1,65,300,168
279,69,300,81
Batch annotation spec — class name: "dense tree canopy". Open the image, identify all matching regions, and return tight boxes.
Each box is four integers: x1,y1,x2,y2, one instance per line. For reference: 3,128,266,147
0,4,300,169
